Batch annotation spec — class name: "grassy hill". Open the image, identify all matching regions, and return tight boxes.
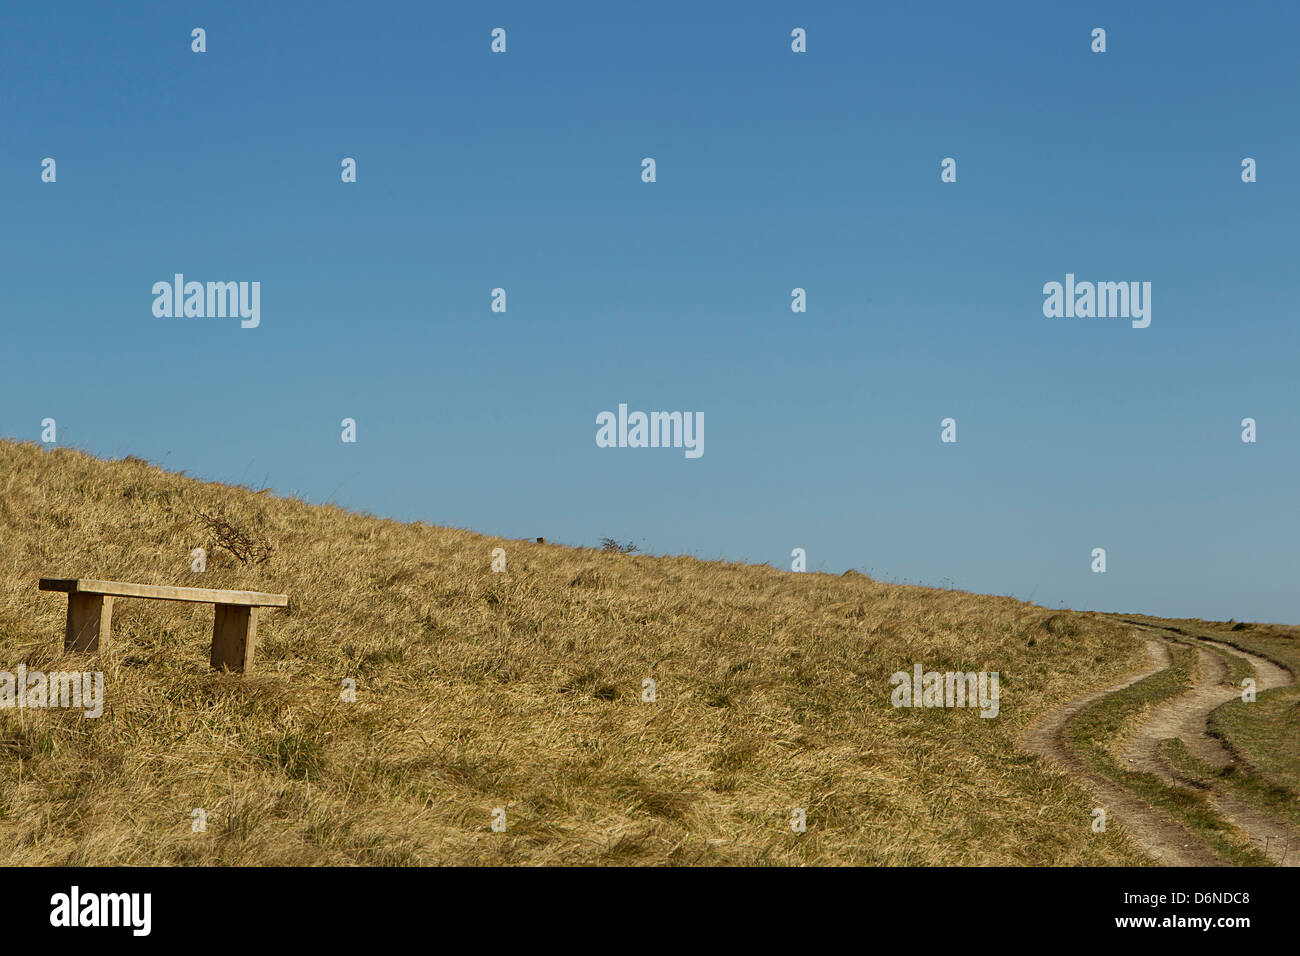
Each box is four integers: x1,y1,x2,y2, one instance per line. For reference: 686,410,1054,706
0,439,1254,865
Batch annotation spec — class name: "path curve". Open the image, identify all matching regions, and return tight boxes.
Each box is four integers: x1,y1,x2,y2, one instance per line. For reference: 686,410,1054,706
1121,627,1299,866
1022,639,1223,866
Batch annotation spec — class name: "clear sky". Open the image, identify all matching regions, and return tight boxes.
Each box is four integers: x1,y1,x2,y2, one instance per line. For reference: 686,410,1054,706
2,1,1297,623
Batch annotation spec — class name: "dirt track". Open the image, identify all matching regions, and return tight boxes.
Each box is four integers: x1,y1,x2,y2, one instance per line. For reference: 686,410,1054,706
1024,623,1298,866
1122,628,1298,865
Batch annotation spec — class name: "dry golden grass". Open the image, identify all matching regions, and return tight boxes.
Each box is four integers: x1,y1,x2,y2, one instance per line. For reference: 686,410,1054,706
0,439,1155,865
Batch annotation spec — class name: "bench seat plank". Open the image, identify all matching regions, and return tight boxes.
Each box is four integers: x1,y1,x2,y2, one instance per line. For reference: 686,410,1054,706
39,578,288,608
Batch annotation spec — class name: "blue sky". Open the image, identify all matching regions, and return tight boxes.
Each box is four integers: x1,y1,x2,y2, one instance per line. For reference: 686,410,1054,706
2,1,1297,623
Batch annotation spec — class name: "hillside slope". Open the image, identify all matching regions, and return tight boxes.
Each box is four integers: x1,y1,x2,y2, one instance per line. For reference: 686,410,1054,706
0,440,1195,864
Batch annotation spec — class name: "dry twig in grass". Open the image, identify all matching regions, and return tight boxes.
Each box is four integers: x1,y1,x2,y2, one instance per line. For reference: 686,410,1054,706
599,537,639,554
195,510,275,566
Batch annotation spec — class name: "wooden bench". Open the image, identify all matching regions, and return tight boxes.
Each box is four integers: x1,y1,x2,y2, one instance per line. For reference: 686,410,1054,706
39,578,288,673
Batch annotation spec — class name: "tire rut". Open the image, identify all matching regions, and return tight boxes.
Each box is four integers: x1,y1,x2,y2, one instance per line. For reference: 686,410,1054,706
1121,626,1299,866
1022,639,1223,866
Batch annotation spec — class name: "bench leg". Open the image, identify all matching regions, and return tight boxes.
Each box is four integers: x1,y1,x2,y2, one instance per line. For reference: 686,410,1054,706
65,594,112,652
211,605,259,673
